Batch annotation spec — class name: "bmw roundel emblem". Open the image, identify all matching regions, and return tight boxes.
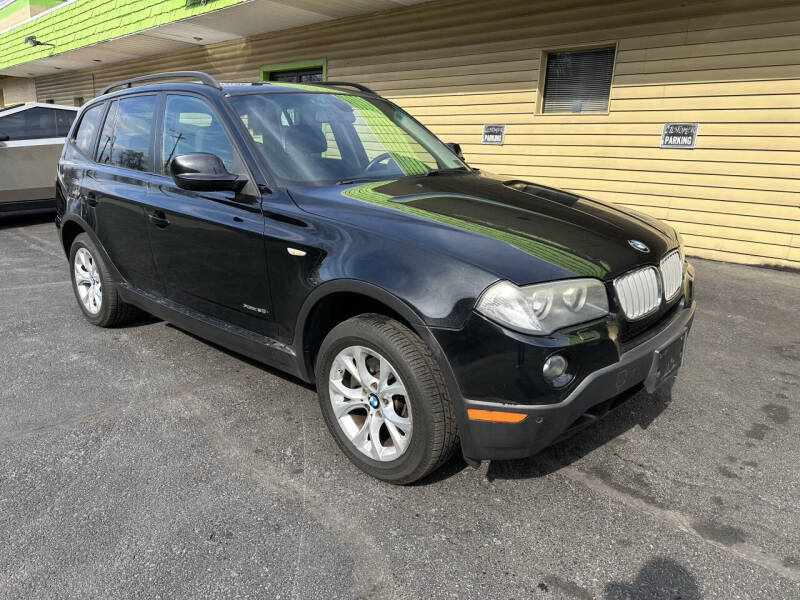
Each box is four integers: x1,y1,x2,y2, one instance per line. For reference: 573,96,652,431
628,239,650,253
369,395,380,409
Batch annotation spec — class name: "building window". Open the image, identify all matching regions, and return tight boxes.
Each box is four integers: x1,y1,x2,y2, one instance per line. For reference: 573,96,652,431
261,60,326,84
541,47,615,114
269,67,323,83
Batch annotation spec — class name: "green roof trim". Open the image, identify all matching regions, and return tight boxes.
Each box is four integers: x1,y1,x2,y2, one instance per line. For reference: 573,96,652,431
0,0,248,71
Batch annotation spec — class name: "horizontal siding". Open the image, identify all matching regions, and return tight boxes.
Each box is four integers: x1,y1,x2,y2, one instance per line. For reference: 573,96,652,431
33,0,800,269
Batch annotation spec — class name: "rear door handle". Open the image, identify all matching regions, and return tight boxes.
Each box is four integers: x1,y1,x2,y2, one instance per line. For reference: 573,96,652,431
148,210,170,229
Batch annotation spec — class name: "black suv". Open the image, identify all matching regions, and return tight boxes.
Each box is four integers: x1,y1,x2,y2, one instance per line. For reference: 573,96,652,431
56,71,695,484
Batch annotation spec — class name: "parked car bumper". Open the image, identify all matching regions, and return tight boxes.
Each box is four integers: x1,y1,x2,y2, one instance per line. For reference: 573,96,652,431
429,267,696,462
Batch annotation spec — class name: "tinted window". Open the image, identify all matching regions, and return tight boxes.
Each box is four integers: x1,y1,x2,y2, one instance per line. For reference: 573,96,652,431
96,95,156,172
229,92,464,184
73,103,104,156
96,101,118,165
162,95,234,172
0,106,76,141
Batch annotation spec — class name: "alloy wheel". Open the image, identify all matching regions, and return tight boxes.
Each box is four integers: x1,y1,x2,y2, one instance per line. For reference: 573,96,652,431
74,247,102,315
328,345,413,462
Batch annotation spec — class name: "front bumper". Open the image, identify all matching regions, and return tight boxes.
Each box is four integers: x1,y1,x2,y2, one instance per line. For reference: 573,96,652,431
461,299,693,460
428,284,695,461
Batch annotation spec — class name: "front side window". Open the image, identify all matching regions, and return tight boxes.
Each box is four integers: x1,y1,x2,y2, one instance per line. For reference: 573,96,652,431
73,103,104,156
95,95,156,172
230,92,465,185
541,47,615,113
0,106,76,141
162,95,235,173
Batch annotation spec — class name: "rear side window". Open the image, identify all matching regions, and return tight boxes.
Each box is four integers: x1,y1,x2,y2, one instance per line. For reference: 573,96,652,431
0,106,76,141
73,103,104,156
162,95,234,173
96,95,157,172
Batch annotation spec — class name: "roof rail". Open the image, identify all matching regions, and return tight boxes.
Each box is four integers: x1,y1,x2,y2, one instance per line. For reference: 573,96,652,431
99,71,221,96
315,81,378,95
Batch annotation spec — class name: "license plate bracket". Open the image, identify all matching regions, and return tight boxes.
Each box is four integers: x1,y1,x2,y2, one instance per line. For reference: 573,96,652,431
644,330,687,393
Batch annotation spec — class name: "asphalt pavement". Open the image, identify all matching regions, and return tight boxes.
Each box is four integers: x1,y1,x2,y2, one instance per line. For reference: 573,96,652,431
1,214,798,599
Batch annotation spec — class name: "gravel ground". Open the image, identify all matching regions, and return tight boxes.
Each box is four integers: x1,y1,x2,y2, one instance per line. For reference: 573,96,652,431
1,214,798,599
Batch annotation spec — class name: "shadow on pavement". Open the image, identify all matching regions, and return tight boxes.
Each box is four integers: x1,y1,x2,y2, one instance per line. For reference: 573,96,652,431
0,211,55,229
485,381,675,481
604,557,700,600
165,322,316,391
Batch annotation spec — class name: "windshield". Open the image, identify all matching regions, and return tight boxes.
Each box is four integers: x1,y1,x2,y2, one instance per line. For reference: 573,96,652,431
229,91,466,185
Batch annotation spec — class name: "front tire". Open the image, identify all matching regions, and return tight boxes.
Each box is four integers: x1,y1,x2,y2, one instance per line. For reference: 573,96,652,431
315,314,458,484
69,233,137,327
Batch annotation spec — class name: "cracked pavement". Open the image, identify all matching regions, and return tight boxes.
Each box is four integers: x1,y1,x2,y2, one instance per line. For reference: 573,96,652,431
1,214,799,599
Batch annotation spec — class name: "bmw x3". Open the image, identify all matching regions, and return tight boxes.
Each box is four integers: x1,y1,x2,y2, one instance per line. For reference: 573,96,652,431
56,72,695,483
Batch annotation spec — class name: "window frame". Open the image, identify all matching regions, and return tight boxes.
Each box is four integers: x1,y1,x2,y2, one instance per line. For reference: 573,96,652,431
536,43,618,116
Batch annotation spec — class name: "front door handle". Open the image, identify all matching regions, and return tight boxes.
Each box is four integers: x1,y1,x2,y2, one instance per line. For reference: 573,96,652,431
148,210,170,229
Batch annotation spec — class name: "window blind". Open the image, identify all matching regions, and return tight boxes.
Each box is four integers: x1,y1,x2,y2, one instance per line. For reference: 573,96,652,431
542,47,615,113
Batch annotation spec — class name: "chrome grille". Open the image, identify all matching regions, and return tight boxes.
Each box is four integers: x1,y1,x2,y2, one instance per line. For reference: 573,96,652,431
660,250,683,301
614,266,662,320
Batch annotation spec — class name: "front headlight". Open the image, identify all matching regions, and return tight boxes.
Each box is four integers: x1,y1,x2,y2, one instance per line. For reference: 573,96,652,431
476,279,609,335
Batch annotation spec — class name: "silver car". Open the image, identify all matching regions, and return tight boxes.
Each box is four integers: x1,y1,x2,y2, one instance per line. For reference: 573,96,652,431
0,102,78,216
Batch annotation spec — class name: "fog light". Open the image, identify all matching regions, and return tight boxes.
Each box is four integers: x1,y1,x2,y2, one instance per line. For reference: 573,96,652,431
543,355,573,388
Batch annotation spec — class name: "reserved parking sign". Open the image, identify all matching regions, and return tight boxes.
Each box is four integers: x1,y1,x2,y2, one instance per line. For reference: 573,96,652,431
660,123,698,149
482,124,506,145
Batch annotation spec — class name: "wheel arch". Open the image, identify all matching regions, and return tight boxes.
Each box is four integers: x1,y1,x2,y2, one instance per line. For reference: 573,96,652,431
60,218,86,257
294,279,427,381
59,215,123,283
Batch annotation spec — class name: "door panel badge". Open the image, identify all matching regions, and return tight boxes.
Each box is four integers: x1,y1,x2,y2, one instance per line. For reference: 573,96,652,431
243,303,268,315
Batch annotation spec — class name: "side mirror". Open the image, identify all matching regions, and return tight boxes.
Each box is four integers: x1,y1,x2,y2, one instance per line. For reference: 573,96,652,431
446,142,464,161
0,132,9,142
169,153,246,193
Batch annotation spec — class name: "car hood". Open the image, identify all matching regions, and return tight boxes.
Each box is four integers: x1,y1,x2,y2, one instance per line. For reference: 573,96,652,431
287,172,679,285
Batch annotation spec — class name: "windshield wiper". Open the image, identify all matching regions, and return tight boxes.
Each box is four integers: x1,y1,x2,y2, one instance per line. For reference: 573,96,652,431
336,176,385,185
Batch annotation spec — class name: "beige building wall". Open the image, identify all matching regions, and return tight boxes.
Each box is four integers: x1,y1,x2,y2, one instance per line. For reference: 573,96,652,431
33,0,800,268
0,75,36,105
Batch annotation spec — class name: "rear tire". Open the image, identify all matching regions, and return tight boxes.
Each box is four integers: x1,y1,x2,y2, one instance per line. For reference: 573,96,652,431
69,233,137,327
315,313,458,484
